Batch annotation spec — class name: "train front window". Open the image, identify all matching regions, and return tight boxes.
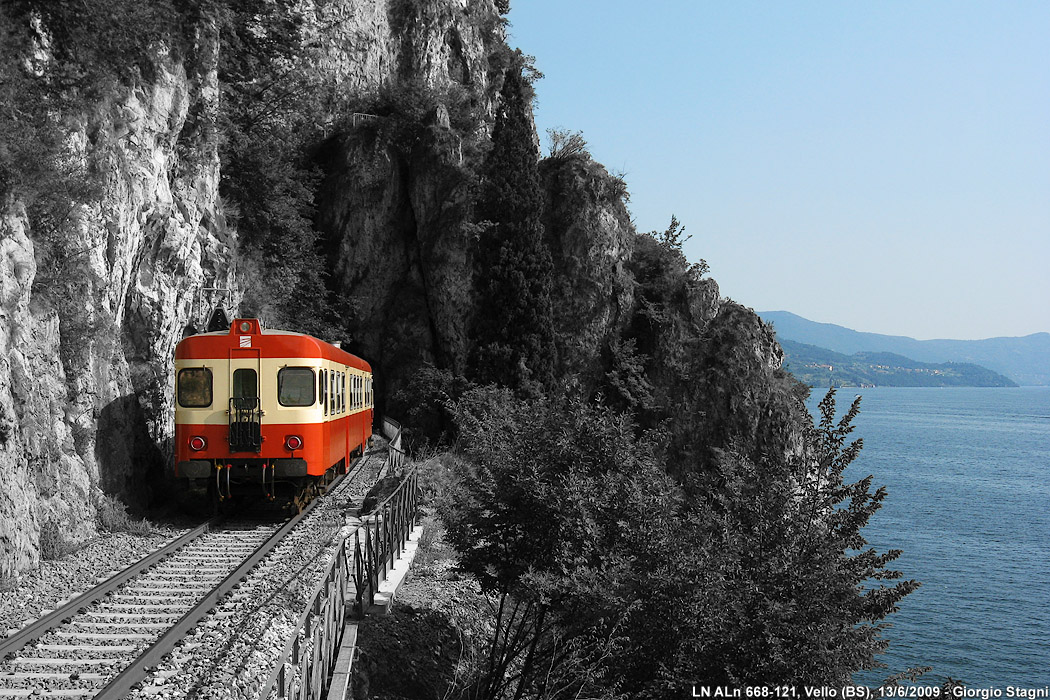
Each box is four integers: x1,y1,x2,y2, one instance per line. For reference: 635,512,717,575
278,367,314,407
232,368,258,399
177,368,212,408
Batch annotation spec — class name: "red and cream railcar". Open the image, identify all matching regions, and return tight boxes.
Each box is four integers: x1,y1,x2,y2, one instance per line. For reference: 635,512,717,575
174,318,373,501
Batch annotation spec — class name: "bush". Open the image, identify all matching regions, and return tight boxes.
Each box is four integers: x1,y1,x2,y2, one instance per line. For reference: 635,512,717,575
38,519,75,560
439,386,681,699
95,493,151,535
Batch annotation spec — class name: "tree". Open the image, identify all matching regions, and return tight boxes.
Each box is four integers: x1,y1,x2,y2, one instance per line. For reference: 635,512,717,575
440,386,680,699
621,388,920,692
469,58,557,397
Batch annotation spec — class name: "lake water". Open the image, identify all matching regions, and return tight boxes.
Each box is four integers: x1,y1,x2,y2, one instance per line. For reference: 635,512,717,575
805,387,1050,689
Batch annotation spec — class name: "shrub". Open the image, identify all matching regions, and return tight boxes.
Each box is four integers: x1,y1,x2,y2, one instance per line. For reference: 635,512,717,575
439,386,680,699
95,493,151,535
38,519,75,560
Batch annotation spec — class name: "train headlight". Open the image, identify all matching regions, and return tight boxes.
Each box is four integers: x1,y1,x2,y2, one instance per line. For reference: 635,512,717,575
189,436,207,451
284,435,303,451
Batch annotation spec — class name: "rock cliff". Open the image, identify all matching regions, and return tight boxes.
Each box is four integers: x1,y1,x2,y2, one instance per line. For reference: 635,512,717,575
0,0,510,579
0,34,232,577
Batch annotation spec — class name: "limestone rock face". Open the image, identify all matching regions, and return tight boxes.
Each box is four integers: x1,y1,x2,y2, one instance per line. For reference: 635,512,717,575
540,156,636,388
316,0,504,404
0,42,232,577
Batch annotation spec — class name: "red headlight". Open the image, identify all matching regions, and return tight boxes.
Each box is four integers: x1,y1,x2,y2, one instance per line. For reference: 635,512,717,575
285,435,303,451
189,436,207,451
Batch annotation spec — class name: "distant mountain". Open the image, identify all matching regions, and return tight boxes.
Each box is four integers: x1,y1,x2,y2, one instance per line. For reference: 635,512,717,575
779,339,1017,388
760,311,1050,386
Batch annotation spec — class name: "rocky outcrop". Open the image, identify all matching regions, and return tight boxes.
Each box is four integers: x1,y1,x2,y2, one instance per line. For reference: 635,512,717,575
0,39,232,577
540,155,636,387
316,0,504,406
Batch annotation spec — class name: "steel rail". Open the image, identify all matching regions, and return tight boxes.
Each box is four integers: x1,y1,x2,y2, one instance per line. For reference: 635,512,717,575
93,470,350,700
0,521,213,660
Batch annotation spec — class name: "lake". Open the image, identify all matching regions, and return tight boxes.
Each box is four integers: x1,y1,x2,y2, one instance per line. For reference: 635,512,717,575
805,387,1050,688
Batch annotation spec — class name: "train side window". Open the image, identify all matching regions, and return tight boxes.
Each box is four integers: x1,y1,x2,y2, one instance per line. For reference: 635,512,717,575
341,372,346,412
178,368,212,408
278,367,314,407
321,369,328,415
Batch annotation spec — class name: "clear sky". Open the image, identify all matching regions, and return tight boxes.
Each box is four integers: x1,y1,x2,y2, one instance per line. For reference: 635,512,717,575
506,1,1049,341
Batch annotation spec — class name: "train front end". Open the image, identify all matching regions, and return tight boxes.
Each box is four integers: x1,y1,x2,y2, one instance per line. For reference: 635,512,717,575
173,318,374,505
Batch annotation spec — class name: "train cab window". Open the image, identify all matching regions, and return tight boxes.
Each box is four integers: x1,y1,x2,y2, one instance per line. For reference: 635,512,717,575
178,368,212,408
232,369,258,399
278,367,314,407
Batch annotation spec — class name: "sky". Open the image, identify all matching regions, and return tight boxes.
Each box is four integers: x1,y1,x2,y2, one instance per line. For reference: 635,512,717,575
506,1,1049,341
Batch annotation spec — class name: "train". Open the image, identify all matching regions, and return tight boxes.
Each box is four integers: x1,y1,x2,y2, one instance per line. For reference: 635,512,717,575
174,317,373,509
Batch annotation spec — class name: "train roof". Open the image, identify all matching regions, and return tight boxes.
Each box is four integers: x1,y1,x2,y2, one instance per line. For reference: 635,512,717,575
175,318,371,371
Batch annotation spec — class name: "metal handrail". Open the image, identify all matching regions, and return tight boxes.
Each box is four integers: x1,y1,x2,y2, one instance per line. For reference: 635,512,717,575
246,418,417,696
380,416,405,474
260,536,349,699
348,457,419,616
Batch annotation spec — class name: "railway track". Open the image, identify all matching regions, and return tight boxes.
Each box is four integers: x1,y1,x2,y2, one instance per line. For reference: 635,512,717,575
0,464,367,699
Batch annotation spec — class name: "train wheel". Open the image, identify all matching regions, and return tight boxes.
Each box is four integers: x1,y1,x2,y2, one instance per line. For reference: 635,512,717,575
291,479,321,514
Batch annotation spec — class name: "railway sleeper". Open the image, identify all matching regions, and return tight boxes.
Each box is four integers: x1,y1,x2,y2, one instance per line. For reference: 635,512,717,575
1,672,108,681
51,632,154,641
32,644,138,653
0,691,95,698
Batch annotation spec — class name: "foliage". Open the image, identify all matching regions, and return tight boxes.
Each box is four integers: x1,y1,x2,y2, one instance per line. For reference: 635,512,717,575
0,2,100,255
440,386,680,699
602,337,656,416
213,0,337,337
391,365,478,452
611,217,715,434
469,59,557,397
545,128,589,161
38,519,75,560
95,493,151,535
619,388,919,692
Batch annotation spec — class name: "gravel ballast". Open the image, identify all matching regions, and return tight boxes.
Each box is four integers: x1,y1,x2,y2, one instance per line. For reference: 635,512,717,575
0,527,190,640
